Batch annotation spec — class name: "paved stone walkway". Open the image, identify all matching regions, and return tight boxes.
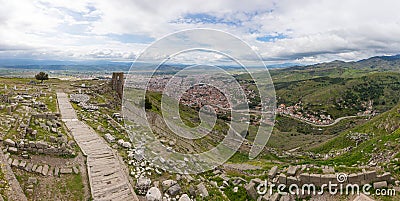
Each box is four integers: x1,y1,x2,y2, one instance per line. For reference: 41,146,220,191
57,93,138,201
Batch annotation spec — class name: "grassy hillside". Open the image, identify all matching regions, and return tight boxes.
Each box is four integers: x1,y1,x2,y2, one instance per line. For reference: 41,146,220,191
269,54,400,82
145,91,233,154
310,102,400,167
237,71,400,119
271,72,400,118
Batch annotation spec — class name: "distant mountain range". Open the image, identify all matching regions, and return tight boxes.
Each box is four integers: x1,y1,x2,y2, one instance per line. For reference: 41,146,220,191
0,59,132,72
287,54,400,72
1,54,400,72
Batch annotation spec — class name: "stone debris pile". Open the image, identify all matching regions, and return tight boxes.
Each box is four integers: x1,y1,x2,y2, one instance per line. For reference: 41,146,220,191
69,94,90,104
70,93,98,111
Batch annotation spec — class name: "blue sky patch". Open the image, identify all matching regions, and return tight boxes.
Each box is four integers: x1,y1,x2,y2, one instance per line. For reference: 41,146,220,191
173,13,242,26
256,33,287,42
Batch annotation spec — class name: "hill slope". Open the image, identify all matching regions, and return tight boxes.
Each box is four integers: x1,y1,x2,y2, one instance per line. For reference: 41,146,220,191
311,102,400,168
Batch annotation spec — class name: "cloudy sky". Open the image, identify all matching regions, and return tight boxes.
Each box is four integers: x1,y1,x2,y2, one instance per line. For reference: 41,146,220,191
0,0,400,65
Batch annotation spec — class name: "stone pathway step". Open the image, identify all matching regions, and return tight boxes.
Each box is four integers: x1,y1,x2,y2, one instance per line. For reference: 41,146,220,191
57,92,138,201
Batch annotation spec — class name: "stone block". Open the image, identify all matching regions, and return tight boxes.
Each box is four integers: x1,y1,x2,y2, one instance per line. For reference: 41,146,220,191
60,167,72,174
320,174,337,184
364,171,377,183
54,167,59,176
268,166,278,179
47,166,53,176
8,147,18,153
18,160,26,169
373,181,387,189
35,166,43,174
245,181,258,200
287,166,298,176
196,182,209,197
12,159,19,167
32,164,38,172
377,172,391,182
104,133,115,143
278,173,287,185
4,139,16,147
25,163,33,172
299,173,310,184
36,141,49,149
287,176,299,185
73,166,79,174
42,165,49,176
348,173,358,184
309,174,321,186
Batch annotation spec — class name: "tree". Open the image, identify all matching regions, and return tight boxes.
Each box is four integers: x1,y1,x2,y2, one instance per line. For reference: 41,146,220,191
35,72,49,83
145,97,152,110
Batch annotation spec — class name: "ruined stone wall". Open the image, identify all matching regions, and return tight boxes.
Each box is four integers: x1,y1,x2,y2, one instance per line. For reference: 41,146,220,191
32,113,61,120
111,72,124,99
268,165,394,187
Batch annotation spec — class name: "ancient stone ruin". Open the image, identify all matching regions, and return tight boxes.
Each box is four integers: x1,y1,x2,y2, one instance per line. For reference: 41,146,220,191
111,72,124,99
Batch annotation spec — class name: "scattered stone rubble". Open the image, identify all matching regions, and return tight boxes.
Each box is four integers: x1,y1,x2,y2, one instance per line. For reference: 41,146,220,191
69,94,90,104
25,177,37,196
70,93,98,111
347,132,370,145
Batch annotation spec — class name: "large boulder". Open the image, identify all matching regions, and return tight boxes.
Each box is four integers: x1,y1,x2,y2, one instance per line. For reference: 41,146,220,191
145,187,162,201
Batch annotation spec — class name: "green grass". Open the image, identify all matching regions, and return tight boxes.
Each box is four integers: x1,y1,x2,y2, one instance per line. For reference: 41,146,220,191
65,173,85,200
312,103,400,153
334,166,362,174
228,151,251,163
36,93,58,113
224,184,255,201
144,91,231,153
310,103,400,166
307,167,323,174
238,70,400,119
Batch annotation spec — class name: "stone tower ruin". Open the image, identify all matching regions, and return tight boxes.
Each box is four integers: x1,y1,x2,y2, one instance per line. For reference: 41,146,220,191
111,72,124,99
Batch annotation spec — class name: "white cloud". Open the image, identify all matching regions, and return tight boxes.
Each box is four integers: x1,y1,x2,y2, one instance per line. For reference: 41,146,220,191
0,0,399,64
